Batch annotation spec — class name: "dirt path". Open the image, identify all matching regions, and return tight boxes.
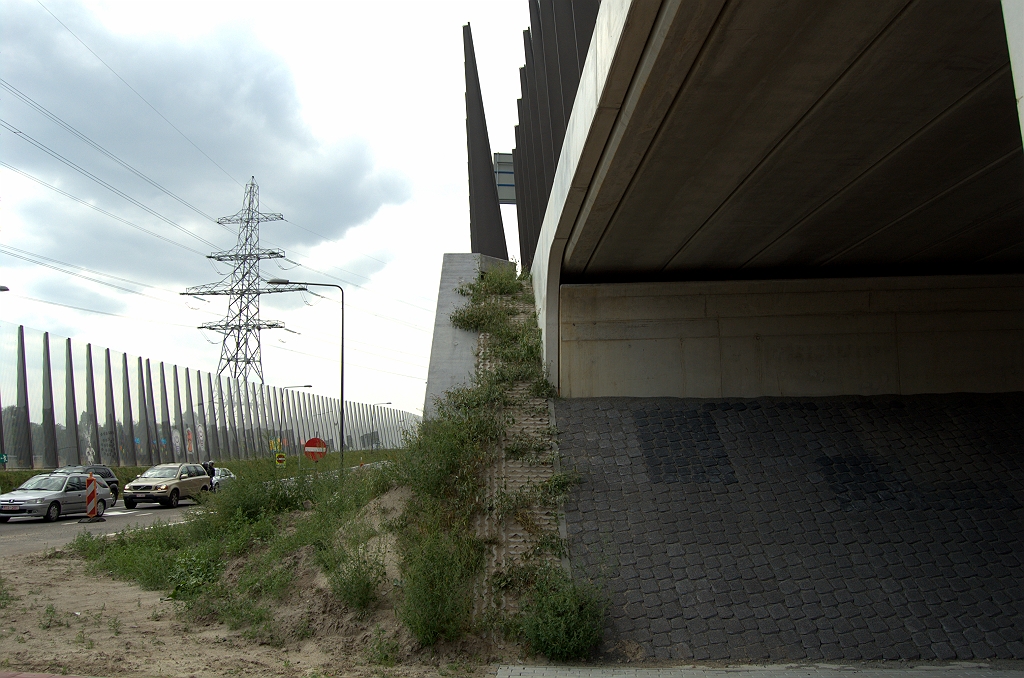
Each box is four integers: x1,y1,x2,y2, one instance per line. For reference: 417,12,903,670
0,550,494,678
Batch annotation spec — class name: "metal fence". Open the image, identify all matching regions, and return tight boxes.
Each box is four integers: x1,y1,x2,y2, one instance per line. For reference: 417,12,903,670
0,320,420,469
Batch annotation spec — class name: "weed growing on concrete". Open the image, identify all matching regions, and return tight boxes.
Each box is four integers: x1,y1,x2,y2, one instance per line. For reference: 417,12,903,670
503,432,551,463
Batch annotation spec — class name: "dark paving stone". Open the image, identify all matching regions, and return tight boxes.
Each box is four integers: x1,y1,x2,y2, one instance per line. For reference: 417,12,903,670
555,393,1024,661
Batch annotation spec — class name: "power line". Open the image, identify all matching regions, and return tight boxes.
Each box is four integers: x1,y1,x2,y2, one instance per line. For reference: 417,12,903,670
267,343,426,381
36,0,243,188
0,118,220,248
0,117,432,313
298,289,431,332
0,243,177,295
0,76,430,309
5,292,428,381
11,10,436,317
279,256,434,313
0,246,172,302
6,292,198,328
0,76,220,223
0,162,432,332
0,161,207,255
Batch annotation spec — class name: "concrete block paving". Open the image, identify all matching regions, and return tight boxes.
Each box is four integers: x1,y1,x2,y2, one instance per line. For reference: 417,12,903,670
554,393,1024,661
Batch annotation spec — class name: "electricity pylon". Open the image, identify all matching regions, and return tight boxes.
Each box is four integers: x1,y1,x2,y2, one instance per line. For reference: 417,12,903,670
183,177,304,383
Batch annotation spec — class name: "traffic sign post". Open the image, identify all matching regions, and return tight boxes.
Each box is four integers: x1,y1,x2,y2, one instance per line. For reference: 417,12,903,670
275,452,287,467
304,437,327,463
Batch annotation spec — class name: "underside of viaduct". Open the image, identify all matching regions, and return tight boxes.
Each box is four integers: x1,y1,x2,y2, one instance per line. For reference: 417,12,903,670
530,0,1023,399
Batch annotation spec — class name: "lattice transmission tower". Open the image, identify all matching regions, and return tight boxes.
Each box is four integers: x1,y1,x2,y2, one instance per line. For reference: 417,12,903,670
183,177,304,383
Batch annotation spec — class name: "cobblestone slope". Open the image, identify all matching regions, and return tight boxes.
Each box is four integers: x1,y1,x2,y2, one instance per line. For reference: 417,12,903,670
554,393,1024,662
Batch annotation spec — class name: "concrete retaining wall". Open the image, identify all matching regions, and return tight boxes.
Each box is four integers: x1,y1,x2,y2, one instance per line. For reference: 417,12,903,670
559,274,1024,398
423,253,512,418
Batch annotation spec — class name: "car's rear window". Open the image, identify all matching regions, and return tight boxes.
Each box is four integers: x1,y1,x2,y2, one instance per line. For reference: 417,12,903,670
140,467,178,478
17,476,66,491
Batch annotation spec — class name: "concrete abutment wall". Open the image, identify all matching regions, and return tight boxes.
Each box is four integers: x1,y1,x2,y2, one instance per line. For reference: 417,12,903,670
559,274,1024,399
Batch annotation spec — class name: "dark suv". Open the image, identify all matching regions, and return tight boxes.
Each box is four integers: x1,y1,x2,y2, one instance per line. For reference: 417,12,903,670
52,465,120,505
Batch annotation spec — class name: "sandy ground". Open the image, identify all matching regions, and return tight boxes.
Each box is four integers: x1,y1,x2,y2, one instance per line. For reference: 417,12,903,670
0,534,512,678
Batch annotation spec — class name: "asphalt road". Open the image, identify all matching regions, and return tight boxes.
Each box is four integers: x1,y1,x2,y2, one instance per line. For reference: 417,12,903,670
0,501,198,556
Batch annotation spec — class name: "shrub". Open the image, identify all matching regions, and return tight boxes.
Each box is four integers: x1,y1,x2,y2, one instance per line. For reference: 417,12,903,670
398,530,483,645
329,546,386,611
519,566,604,661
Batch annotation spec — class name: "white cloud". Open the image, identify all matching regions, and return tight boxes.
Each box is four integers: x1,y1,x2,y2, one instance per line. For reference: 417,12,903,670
0,0,529,415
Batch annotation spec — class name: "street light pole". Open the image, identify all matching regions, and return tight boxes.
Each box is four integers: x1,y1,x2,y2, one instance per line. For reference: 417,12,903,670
267,279,344,478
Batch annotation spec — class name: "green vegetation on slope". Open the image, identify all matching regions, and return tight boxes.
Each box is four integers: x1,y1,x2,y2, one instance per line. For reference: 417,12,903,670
64,265,602,659
71,464,392,645
392,264,603,658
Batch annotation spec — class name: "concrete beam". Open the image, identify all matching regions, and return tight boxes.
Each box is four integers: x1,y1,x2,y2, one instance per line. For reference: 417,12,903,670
530,0,664,389
559,274,1024,398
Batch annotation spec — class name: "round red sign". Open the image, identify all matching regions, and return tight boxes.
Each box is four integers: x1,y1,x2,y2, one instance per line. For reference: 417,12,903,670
304,437,328,462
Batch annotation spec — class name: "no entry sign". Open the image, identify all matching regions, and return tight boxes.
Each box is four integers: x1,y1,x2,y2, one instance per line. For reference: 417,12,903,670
304,437,328,462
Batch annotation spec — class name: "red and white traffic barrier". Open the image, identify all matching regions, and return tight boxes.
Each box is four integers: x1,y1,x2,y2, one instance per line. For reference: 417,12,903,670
79,472,105,523
86,473,97,518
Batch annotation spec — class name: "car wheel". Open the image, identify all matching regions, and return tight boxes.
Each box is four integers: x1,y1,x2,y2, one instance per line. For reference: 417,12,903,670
110,487,119,506
124,498,137,510
166,489,179,508
95,499,106,517
43,502,61,522
0,516,9,523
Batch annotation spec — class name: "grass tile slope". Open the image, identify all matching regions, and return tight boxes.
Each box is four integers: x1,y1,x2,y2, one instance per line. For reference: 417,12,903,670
64,265,602,662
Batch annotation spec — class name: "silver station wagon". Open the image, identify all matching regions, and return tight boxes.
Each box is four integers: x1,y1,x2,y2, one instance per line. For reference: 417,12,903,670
0,473,112,522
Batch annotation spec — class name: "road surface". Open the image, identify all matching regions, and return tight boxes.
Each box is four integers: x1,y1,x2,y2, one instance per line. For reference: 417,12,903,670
0,501,198,556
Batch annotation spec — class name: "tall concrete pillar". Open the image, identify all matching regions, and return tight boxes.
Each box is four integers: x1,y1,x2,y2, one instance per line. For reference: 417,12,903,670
121,353,137,466
81,344,101,465
182,368,195,462
101,349,118,466
464,23,509,260
11,326,32,468
135,357,151,466
158,362,173,465
145,360,161,464
206,372,221,462
223,378,238,461
195,370,207,462
40,333,58,468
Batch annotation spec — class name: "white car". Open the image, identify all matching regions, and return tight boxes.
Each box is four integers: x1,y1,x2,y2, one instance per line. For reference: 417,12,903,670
211,467,236,492
0,473,112,522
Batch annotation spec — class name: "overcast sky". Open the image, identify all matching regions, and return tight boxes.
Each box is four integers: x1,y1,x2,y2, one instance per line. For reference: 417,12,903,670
0,0,530,416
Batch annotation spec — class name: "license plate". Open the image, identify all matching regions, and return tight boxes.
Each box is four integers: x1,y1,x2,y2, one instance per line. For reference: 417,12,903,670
2,505,19,511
